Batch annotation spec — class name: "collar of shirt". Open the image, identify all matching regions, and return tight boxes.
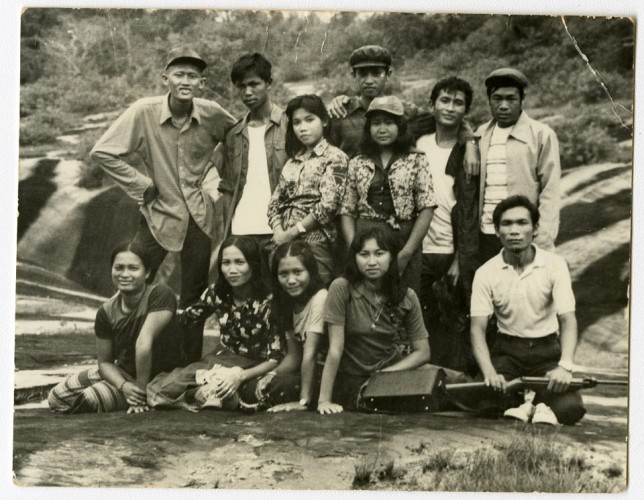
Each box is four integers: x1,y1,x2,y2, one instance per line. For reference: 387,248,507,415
233,103,284,136
346,96,367,115
475,110,532,144
350,281,385,307
158,93,202,126
371,150,404,173
496,244,545,276
293,138,330,162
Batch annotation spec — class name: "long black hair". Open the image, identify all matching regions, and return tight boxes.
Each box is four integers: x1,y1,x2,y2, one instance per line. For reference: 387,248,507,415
213,235,270,302
284,94,332,158
270,240,324,332
345,226,407,305
358,111,415,158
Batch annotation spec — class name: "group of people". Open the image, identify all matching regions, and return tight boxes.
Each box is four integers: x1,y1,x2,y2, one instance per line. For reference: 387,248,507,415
48,44,586,426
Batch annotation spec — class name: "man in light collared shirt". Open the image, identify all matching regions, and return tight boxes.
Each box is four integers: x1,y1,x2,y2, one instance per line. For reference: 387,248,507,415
470,195,585,425
476,68,561,264
91,47,236,362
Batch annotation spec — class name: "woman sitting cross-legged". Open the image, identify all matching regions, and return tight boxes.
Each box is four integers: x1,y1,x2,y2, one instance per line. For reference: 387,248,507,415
321,226,431,412
48,242,185,414
146,235,285,411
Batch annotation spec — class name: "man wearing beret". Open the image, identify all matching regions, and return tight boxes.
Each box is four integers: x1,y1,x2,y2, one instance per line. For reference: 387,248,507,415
91,47,237,363
476,68,561,263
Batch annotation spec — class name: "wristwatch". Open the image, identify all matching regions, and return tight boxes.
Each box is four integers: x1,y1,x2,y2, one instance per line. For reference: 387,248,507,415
299,398,309,408
558,360,574,372
296,221,307,234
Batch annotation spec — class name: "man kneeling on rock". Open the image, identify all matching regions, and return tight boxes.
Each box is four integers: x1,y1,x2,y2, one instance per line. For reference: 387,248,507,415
469,195,586,425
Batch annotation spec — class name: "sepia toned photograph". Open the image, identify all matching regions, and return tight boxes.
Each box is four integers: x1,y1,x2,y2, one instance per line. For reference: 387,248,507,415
10,2,635,495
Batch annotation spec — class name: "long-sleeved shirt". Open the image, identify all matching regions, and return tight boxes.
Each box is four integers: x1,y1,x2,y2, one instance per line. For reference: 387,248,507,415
213,103,289,239
91,94,236,251
267,139,348,243
475,111,561,250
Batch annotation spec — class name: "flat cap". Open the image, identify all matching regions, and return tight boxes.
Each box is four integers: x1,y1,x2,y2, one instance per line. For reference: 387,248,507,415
165,47,207,72
484,68,528,88
366,96,404,117
350,45,392,68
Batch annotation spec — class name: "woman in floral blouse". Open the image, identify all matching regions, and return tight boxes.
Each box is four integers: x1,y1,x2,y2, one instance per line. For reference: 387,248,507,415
340,96,437,295
147,235,284,410
267,94,348,285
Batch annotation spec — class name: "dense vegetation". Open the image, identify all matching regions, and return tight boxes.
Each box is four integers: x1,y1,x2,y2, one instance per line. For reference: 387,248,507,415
20,9,634,172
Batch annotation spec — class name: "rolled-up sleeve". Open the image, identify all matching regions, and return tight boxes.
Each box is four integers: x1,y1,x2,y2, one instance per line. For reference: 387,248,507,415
90,103,154,202
311,150,348,227
413,154,437,212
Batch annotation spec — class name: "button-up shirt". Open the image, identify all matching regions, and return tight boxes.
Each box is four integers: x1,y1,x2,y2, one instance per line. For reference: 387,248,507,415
470,245,575,338
267,139,348,243
91,94,236,251
213,103,289,238
340,151,437,222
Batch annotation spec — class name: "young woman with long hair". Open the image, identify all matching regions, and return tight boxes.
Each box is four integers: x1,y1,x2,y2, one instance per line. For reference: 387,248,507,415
146,235,285,410
267,94,348,285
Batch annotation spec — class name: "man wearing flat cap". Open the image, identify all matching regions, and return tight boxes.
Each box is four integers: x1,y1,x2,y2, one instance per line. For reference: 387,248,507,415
476,67,561,262
91,47,236,363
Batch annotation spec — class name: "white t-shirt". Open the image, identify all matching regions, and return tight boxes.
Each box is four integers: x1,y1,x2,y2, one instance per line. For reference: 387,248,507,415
481,124,512,234
231,124,273,235
416,133,456,254
470,246,576,338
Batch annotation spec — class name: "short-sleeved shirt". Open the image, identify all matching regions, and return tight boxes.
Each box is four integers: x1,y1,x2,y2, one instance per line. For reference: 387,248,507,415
288,289,328,343
324,277,428,376
95,283,182,377
470,245,576,338
340,152,437,223
182,287,284,362
91,94,236,251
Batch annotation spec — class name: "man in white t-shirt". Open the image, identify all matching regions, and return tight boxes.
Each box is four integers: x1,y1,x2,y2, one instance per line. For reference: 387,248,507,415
216,53,289,263
476,68,561,264
470,195,585,425
416,77,478,371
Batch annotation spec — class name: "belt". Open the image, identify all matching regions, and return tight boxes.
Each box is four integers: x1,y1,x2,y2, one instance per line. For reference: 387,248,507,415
497,333,557,344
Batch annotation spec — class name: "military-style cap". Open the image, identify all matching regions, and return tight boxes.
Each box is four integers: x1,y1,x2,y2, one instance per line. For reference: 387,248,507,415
350,45,392,69
365,96,404,117
484,68,529,89
165,47,207,72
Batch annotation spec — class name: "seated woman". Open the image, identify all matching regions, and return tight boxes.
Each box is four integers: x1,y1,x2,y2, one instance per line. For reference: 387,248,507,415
340,96,436,296
146,235,284,410
251,241,331,412
267,94,348,285
321,226,431,412
48,242,184,414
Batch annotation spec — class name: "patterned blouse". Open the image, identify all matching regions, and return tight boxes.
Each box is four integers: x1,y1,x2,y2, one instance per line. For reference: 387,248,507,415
182,288,284,362
340,151,437,222
267,139,348,243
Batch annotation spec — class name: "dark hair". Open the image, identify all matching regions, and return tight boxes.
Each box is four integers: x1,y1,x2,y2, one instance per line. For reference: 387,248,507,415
486,77,525,100
110,241,152,282
359,111,415,157
270,240,324,332
230,53,273,85
430,76,474,112
214,235,270,301
492,195,540,229
345,227,407,305
284,94,332,158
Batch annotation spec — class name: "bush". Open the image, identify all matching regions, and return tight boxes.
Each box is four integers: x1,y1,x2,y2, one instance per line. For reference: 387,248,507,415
19,109,77,146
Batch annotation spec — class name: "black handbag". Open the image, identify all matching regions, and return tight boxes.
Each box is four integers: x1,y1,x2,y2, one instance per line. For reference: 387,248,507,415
357,366,457,413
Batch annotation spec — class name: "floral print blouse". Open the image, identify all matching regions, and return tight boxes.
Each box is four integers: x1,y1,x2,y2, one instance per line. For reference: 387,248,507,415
267,139,348,243
340,151,437,222
182,287,284,362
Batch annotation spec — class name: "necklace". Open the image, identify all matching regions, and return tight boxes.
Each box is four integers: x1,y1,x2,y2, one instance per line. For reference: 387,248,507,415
370,295,385,333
